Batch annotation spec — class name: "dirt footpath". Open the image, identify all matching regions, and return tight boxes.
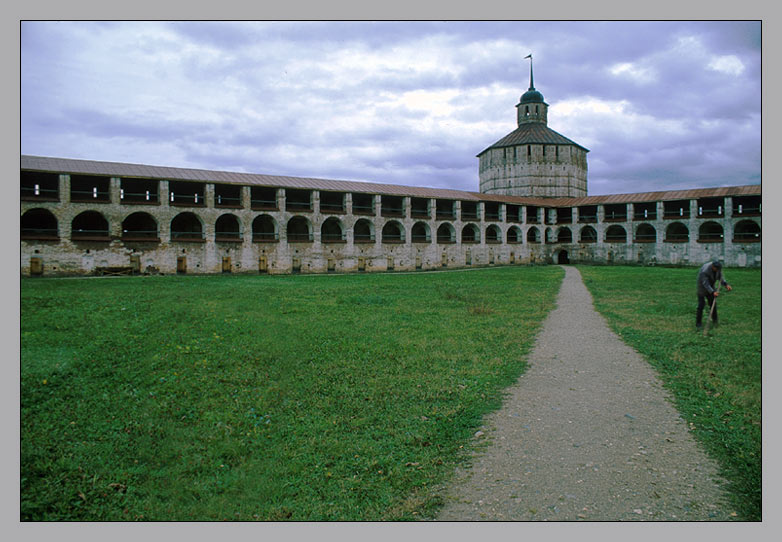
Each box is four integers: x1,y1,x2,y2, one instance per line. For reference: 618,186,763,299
437,266,735,521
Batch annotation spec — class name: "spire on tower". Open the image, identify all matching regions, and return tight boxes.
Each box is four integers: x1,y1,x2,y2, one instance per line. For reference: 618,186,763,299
524,54,534,90
518,53,544,109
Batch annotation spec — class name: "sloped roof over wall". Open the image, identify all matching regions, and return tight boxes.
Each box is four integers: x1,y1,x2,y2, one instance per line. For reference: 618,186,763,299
548,185,762,207
21,155,760,207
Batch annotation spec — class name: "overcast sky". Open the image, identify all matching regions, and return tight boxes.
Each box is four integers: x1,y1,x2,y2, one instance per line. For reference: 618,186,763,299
20,20,761,196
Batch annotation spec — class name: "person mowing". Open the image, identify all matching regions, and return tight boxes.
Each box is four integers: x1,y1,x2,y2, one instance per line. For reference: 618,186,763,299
696,260,732,332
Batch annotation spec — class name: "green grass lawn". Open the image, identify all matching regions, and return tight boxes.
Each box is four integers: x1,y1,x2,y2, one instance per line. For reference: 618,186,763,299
21,266,564,521
579,266,761,521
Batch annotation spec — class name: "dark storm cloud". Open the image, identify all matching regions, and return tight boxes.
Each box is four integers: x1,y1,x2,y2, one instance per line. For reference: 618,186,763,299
20,21,760,196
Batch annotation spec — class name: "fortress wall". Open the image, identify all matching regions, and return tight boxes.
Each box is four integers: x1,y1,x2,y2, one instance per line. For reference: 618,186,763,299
21,171,760,276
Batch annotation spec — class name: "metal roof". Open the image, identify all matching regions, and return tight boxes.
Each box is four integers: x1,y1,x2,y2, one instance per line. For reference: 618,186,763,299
546,185,762,207
477,123,589,156
21,155,760,206
20,155,485,199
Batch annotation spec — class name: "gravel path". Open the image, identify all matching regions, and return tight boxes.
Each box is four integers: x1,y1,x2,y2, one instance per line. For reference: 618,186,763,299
437,266,735,521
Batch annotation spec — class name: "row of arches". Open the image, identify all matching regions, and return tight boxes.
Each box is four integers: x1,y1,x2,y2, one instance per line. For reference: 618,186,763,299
546,221,760,244
21,209,761,245
20,210,522,245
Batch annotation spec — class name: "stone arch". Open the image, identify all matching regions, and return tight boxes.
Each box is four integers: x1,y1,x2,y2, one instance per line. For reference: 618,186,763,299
287,215,312,242
171,212,204,241
485,224,501,243
252,214,278,242
665,222,689,243
507,225,522,244
436,223,455,244
21,208,58,240
733,219,760,242
605,225,627,243
527,226,540,244
381,220,405,243
635,223,656,243
557,249,570,264
71,210,110,240
698,221,723,242
122,211,158,241
410,221,430,243
557,226,572,243
544,227,554,244
215,213,242,241
321,217,344,243
353,218,375,243
461,223,480,243
579,225,597,243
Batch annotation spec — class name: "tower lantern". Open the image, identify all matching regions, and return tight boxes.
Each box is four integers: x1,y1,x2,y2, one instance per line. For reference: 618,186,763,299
516,54,548,125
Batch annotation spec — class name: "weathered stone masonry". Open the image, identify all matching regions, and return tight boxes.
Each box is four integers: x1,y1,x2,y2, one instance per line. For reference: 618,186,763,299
20,156,761,276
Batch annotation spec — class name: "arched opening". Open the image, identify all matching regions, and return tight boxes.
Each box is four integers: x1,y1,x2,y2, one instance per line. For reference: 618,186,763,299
665,222,689,243
252,215,278,242
434,223,455,244
215,214,242,242
412,222,431,243
486,225,501,244
287,216,312,242
698,221,724,243
557,227,572,243
321,217,345,243
545,227,554,244
122,212,158,241
634,223,656,243
381,221,405,243
507,226,522,244
605,225,627,243
579,225,597,243
527,226,540,244
461,223,480,244
171,212,204,241
557,250,570,264
71,211,110,241
353,219,375,243
733,220,760,242
21,208,58,240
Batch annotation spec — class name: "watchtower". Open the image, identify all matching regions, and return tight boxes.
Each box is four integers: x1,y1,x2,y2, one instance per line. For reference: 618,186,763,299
478,55,589,198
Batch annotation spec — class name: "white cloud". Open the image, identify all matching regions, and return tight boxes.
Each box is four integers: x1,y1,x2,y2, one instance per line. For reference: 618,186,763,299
551,97,689,151
608,62,656,84
707,55,745,76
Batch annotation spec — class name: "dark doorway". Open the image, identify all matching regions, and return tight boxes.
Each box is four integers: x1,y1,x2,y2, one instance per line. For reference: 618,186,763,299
557,250,570,264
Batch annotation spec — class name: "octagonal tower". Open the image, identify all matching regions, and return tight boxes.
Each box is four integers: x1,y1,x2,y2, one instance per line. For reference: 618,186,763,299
478,57,589,198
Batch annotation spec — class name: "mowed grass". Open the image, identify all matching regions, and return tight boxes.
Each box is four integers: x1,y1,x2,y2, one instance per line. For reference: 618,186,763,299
579,266,761,521
21,266,564,521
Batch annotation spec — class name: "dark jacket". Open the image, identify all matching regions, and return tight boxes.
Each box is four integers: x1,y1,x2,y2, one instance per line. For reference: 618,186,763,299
696,262,729,296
